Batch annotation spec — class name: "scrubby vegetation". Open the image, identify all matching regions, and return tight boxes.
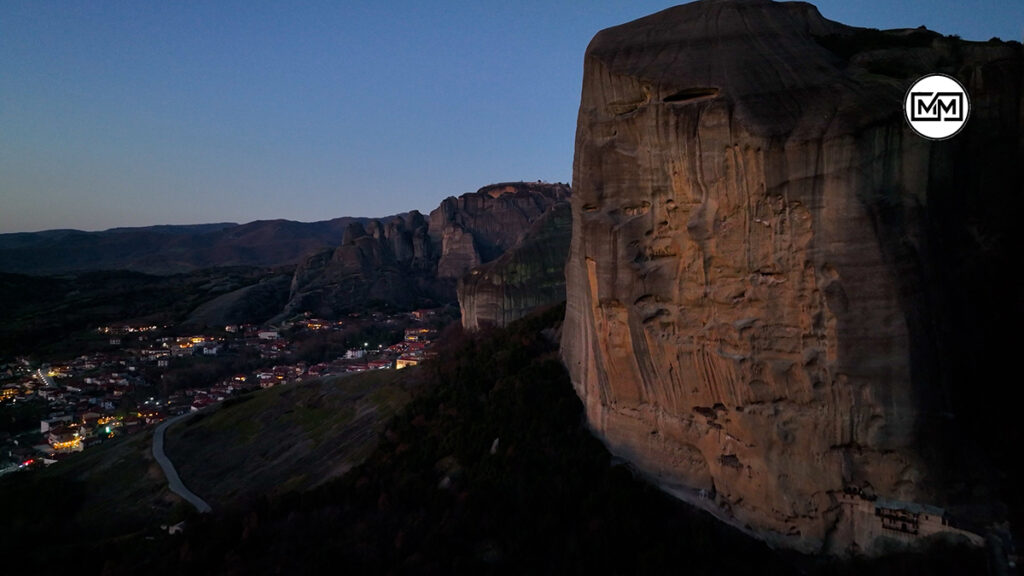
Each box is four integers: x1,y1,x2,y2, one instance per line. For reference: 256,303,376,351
164,368,414,505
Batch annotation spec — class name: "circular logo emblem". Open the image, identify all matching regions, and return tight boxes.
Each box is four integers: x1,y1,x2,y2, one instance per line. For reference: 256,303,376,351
904,73,970,140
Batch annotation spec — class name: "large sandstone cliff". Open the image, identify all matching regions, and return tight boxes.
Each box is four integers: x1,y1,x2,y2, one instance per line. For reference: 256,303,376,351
562,0,1022,554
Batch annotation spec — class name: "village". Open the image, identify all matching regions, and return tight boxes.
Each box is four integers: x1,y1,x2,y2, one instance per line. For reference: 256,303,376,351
0,308,447,476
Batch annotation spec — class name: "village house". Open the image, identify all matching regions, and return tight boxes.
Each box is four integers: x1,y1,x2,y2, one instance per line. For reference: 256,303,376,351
47,426,83,453
396,354,420,370
0,384,20,402
307,363,329,377
410,309,433,320
404,328,435,342
190,395,217,412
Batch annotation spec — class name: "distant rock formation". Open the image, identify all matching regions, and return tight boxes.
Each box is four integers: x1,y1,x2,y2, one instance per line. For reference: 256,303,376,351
284,182,569,317
284,211,436,317
561,0,1022,555
458,202,572,330
431,182,570,279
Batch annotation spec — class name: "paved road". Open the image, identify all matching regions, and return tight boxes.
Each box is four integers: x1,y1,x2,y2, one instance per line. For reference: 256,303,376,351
153,413,212,514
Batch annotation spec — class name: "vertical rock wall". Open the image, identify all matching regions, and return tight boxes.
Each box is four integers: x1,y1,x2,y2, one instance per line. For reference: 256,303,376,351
458,202,572,330
562,0,1022,553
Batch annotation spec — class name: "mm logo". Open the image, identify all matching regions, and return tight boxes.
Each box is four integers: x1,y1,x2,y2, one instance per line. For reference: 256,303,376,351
904,74,970,140
910,92,964,121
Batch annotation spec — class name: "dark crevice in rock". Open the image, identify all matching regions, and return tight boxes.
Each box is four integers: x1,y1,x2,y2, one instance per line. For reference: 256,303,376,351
663,87,720,103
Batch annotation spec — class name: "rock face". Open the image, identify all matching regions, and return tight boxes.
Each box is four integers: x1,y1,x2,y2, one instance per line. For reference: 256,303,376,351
562,0,1022,554
458,202,572,330
285,182,569,316
430,182,570,279
286,212,436,317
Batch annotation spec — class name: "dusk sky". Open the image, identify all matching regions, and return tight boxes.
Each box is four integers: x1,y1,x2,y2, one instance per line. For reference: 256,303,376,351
3,1,1022,234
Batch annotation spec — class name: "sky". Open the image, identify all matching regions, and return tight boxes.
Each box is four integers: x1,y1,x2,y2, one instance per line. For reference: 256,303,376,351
2,1,1022,234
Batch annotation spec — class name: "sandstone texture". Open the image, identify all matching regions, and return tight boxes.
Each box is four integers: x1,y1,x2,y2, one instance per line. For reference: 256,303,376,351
561,0,1022,554
458,202,572,330
285,182,569,316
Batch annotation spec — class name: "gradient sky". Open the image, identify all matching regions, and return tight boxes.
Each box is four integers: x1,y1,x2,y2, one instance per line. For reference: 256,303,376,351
2,1,1022,233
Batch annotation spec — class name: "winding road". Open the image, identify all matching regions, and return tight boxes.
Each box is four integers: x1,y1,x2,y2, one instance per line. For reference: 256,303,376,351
153,413,212,514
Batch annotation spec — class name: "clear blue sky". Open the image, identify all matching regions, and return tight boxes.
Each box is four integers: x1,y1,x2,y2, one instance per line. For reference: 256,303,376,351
2,1,1021,233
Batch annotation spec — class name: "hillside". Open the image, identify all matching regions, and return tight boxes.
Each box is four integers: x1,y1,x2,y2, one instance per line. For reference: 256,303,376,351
0,218,365,275
0,427,179,573
0,368,416,574
0,267,291,355
164,368,414,505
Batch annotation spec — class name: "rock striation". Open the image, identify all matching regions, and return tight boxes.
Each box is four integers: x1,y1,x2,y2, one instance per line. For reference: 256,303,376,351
458,202,572,330
561,0,1022,554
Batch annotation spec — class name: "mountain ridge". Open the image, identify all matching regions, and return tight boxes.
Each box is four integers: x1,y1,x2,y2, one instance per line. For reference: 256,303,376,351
0,218,367,275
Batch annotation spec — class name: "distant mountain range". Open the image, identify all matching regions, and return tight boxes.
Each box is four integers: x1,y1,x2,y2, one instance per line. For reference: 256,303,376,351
2,182,573,330
0,218,368,275
0,182,578,353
